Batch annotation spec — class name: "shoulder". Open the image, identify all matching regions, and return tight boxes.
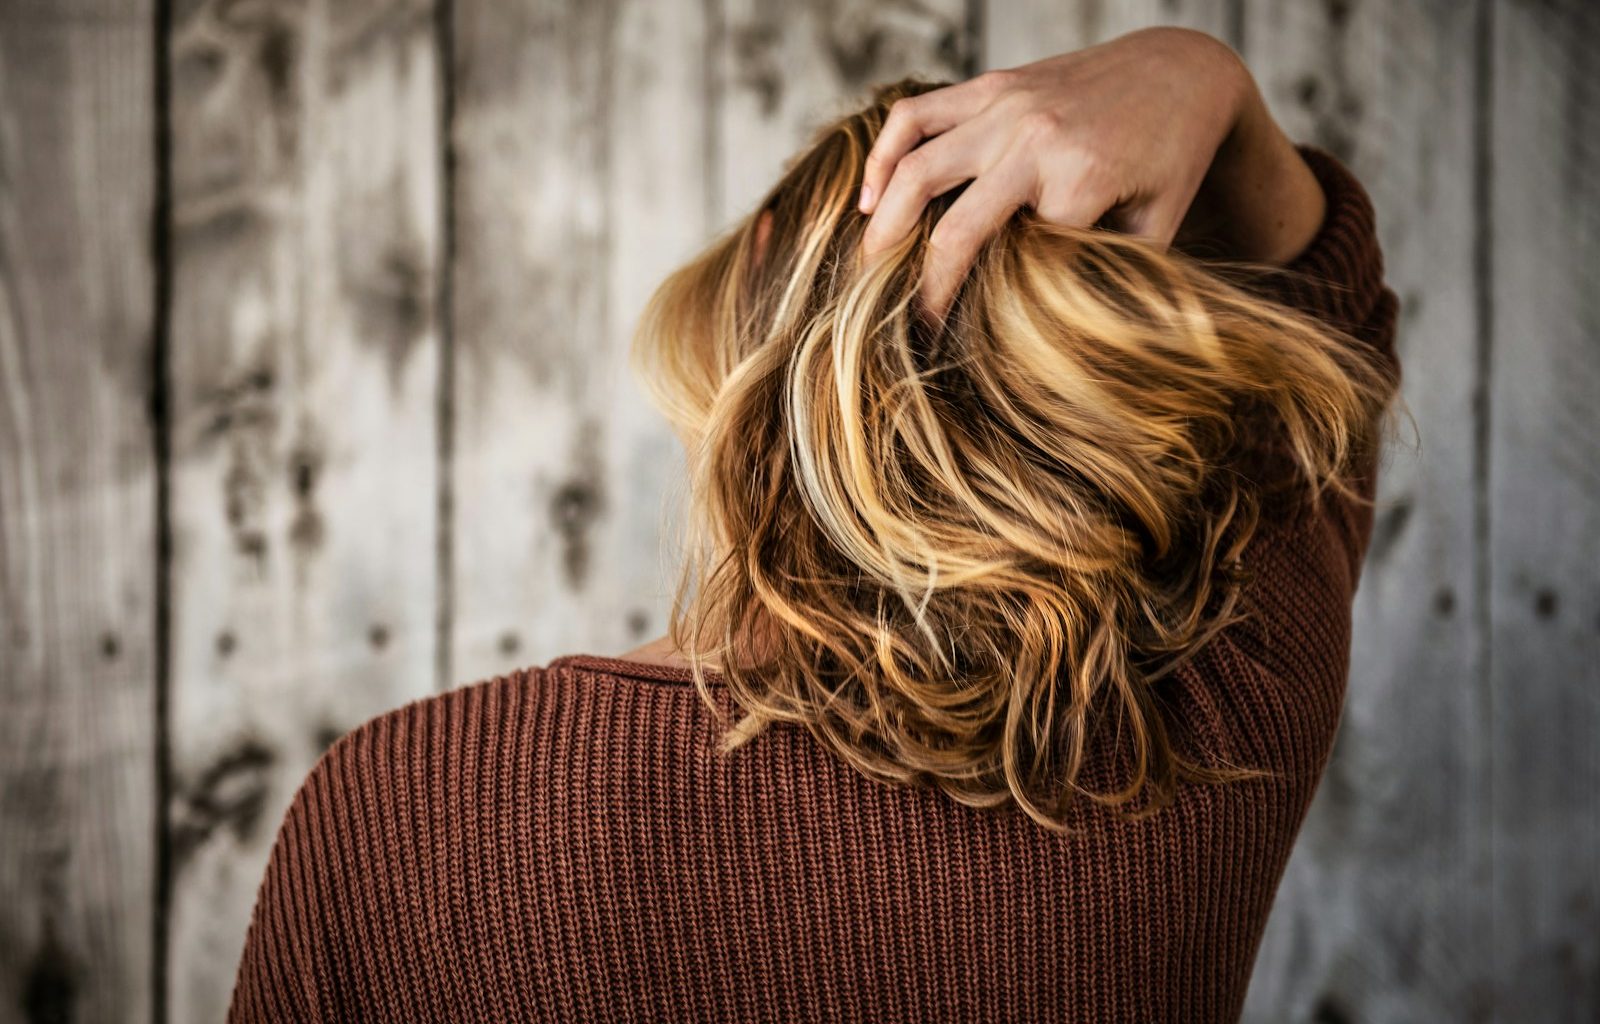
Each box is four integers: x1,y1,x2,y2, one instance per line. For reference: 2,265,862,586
289,658,710,845
230,661,710,1020
302,666,547,821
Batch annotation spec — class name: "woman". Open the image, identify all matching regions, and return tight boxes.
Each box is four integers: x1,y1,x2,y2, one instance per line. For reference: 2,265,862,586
230,26,1403,1023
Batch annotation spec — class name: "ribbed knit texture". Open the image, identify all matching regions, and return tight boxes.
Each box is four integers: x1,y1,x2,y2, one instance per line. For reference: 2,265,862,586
228,145,1401,1023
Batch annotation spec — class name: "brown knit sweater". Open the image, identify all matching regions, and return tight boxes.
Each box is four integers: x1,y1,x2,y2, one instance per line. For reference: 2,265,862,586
229,145,1400,1023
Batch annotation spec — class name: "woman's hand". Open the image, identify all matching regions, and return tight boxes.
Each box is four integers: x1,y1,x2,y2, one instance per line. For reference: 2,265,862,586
858,26,1326,319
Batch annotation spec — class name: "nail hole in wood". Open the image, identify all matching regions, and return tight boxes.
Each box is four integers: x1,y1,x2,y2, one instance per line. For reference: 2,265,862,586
1534,587,1559,619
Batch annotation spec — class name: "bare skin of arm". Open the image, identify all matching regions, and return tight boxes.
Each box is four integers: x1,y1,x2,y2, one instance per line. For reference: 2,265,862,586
855,26,1327,319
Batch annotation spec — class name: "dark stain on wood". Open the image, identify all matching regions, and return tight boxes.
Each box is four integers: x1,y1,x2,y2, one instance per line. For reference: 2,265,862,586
169,739,277,868
1533,586,1559,619
1295,74,1320,108
1401,287,1424,329
204,365,280,572
1076,0,1104,46
1369,494,1413,565
551,478,602,587
1433,585,1456,618
822,24,885,86
1287,0,1364,163
287,440,325,558
330,2,435,81
222,458,256,530
1311,991,1353,1024
173,43,225,98
549,419,607,590
224,442,271,568
197,363,276,444
6,762,59,834
314,723,345,754
177,205,263,265
731,20,784,117
821,3,968,90
258,21,296,106
21,917,77,1024
346,237,433,390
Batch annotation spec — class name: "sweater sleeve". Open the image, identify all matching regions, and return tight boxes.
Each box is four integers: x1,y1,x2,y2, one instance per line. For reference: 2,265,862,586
1212,146,1403,719
1229,144,1404,573
227,746,345,1023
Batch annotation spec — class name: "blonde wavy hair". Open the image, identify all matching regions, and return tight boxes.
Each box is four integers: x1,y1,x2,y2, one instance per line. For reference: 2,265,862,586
631,78,1403,831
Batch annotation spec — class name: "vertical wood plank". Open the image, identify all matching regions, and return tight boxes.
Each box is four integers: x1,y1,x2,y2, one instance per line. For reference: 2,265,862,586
0,2,158,1021
1487,1,1600,1018
1234,2,1488,1021
982,0,1235,70
450,0,660,683
163,1,441,1018
603,0,716,637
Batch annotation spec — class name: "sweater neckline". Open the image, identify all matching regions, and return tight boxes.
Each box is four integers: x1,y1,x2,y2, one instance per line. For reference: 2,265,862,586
545,651,727,687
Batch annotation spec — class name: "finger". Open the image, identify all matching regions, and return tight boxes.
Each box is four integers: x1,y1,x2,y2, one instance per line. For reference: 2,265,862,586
1033,162,1119,231
860,72,1008,214
917,160,1032,323
1114,195,1189,247
861,118,992,256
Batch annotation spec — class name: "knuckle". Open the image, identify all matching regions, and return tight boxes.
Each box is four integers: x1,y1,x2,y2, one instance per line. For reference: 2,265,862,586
1018,107,1064,143
897,148,931,185
973,67,1016,96
992,89,1039,127
885,96,919,127
929,220,976,258
1072,146,1111,189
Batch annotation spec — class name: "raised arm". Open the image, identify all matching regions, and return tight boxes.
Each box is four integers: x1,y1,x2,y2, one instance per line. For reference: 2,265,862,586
856,26,1329,316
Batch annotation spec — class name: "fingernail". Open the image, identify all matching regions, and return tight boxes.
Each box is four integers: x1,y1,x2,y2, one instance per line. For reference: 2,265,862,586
858,184,874,212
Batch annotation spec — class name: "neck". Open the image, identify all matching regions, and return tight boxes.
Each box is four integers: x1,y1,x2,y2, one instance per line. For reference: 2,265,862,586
618,613,780,673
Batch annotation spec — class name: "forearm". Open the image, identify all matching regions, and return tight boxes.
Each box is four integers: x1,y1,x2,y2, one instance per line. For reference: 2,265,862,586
1175,57,1327,265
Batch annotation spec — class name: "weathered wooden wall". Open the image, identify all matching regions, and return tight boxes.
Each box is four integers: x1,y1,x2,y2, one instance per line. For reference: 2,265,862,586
1,2,159,1021
1,1,1596,1021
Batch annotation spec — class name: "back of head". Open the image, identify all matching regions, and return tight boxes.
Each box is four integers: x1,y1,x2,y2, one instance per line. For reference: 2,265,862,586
631,79,1398,830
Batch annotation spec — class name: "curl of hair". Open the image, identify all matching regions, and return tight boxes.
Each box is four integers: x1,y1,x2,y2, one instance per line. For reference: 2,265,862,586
629,78,1404,831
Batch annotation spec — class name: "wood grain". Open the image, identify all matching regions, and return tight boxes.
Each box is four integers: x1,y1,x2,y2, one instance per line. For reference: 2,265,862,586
2,1,1599,1019
1487,0,1600,1017
1235,2,1490,1021
449,0,635,683
0,3,158,1021
162,0,441,1018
